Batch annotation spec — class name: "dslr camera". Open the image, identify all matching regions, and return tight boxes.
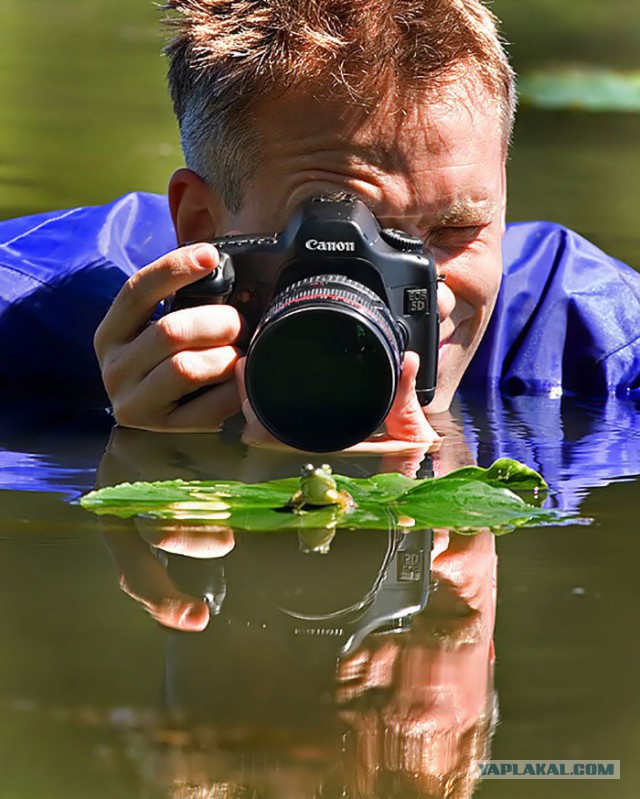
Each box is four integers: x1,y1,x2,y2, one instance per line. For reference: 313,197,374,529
171,195,439,452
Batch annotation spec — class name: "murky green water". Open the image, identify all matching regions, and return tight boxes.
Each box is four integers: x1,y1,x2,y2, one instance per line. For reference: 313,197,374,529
0,1,639,797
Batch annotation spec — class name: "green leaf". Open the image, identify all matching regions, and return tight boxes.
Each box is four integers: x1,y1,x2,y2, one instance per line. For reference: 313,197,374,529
80,458,577,536
417,458,548,497
333,472,420,504
397,480,556,530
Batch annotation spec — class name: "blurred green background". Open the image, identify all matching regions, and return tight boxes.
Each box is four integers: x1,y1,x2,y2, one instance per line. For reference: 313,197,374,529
0,0,638,264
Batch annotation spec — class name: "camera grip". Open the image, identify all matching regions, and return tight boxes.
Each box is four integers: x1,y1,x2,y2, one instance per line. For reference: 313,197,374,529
168,252,235,313
414,334,438,407
416,387,436,406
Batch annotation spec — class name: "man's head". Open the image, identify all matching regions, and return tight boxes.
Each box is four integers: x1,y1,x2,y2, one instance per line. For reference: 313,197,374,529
164,0,515,413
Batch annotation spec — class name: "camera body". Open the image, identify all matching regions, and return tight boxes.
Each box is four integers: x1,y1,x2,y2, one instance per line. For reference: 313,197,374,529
171,196,439,451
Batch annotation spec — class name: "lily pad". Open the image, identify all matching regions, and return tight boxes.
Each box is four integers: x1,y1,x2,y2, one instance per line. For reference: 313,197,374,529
80,458,577,535
519,69,640,112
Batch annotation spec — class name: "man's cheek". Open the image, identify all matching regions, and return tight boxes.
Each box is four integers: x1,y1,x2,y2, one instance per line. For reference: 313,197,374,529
444,246,502,311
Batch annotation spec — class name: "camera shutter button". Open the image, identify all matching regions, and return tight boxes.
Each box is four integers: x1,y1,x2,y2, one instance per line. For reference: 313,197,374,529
380,228,424,253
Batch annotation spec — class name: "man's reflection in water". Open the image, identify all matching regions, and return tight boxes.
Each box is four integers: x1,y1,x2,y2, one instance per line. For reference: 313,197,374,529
335,530,497,799
98,425,497,799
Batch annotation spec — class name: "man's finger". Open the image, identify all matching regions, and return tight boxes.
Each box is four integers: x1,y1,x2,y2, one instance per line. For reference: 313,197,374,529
136,519,235,560
114,368,240,433
166,379,241,431
144,344,241,401
101,527,210,632
378,448,432,477
94,243,218,361
385,351,440,444
103,304,246,392
112,346,241,429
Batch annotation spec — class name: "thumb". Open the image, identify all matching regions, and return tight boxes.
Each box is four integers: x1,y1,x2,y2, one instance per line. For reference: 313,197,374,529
101,527,211,632
385,351,440,443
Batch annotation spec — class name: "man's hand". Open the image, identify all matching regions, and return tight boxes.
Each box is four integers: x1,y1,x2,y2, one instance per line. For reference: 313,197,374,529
94,244,244,432
384,351,439,443
102,522,234,632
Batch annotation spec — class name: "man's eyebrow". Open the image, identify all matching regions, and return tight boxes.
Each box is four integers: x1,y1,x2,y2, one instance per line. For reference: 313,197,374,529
310,191,498,227
435,198,498,226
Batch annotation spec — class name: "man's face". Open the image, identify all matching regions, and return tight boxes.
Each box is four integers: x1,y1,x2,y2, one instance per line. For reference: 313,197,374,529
208,78,506,414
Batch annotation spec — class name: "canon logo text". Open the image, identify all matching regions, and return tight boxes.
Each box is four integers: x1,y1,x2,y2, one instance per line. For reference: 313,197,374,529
305,239,356,252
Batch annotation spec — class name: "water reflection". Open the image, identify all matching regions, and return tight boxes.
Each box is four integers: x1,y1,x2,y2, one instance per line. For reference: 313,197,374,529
459,392,640,511
335,530,496,799
101,528,496,799
95,427,497,798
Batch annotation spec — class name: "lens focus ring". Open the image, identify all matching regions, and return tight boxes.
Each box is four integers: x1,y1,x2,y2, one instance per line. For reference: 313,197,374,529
255,274,405,359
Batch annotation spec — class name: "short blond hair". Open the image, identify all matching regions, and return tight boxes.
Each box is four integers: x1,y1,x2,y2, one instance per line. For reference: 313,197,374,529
164,0,515,212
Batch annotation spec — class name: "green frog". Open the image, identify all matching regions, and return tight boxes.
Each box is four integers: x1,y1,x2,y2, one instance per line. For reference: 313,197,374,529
287,463,355,513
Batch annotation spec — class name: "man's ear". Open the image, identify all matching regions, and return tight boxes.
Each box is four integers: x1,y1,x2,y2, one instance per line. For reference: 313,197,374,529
499,162,507,237
168,168,229,245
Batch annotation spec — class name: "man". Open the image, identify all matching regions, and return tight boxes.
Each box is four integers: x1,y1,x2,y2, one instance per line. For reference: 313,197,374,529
1,0,638,449
94,0,515,445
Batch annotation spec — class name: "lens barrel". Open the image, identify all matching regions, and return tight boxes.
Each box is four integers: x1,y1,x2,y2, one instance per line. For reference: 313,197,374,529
244,275,405,452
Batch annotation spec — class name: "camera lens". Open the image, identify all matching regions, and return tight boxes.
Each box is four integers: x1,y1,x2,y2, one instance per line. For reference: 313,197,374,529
244,275,405,452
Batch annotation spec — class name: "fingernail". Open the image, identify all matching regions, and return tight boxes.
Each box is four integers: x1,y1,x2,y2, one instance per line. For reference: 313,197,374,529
179,603,206,628
190,243,217,270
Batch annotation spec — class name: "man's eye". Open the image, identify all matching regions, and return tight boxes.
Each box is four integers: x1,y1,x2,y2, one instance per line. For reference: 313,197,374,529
427,226,483,248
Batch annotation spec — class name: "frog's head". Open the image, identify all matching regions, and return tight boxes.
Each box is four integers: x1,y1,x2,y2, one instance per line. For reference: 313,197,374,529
301,462,332,478
299,463,337,505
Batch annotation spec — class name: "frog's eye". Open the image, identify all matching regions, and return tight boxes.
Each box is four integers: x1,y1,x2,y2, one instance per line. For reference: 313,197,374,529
321,463,332,474
301,464,315,476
